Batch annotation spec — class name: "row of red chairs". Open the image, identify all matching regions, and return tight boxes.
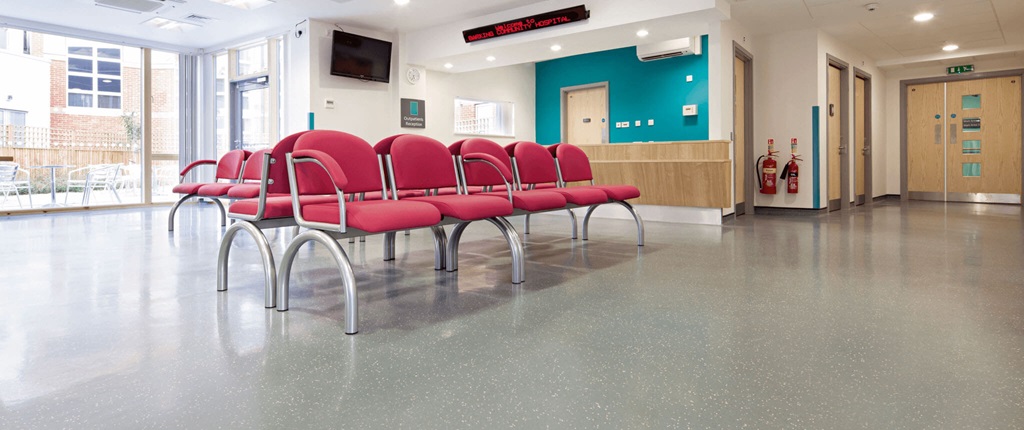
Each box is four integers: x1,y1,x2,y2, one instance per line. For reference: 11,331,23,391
197,130,642,334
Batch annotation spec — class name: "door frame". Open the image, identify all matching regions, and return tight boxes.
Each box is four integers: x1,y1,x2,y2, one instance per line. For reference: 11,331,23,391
853,67,873,206
826,55,851,211
899,68,1024,201
229,75,270,151
560,81,609,144
733,42,754,216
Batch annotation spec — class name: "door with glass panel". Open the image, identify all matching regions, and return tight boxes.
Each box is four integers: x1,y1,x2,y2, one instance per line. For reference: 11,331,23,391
906,76,1022,204
230,76,271,151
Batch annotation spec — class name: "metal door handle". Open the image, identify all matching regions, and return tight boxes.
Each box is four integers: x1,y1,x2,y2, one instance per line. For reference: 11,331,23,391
949,124,957,146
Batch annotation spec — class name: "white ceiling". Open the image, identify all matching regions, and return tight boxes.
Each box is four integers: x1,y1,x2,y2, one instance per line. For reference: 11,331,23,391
0,0,1022,69
730,0,1024,67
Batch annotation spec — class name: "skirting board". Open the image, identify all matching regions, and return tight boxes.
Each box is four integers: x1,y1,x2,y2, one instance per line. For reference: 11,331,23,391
538,204,723,226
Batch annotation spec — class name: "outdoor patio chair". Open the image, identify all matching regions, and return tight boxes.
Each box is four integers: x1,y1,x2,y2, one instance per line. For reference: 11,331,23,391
0,162,32,208
64,163,122,205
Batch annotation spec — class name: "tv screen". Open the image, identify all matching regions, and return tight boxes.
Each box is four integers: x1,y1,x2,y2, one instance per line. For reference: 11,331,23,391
331,30,392,83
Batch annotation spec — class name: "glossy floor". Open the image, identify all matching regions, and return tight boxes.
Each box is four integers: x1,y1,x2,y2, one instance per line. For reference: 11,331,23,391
1,201,1022,428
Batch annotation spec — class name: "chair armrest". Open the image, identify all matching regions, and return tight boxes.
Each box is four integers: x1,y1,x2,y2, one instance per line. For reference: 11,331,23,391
179,159,216,177
463,152,513,181
290,149,349,191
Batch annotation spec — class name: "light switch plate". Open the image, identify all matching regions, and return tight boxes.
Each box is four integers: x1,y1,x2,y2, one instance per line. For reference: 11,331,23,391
648,119,654,126
683,104,698,116
634,120,641,127
324,99,335,109
686,75,693,82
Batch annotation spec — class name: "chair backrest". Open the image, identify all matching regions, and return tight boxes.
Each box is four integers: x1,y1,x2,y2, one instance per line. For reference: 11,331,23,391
292,130,383,195
264,131,312,194
0,162,18,182
88,164,121,184
509,141,560,186
550,143,594,183
240,149,271,182
215,149,250,181
376,134,459,191
459,138,513,187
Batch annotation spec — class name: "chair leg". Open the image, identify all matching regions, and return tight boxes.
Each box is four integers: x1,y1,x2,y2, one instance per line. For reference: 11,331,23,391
524,213,531,234
383,232,396,261
211,198,227,227
167,194,196,231
567,208,578,239
444,222,471,273
582,202,645,246
430,226,447,270
278,230,359,334
488,217,525,284
218,221,277,308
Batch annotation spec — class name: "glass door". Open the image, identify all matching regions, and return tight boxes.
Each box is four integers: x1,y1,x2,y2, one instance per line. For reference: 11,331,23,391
230,76,271,151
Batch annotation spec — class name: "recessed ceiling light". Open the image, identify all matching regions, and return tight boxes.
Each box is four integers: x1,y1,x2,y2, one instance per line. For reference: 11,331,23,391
209,0,275,10
143,17,198,31
943,43,959,52
550,44,562,52
443,63,453,69
486,55,496,62
636,29,649,37
913,12,934,22
394,0,410,5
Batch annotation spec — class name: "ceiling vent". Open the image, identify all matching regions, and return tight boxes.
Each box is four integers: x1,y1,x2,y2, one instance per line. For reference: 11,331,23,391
636,37,702,62
182,14,216,24
95,0,165,14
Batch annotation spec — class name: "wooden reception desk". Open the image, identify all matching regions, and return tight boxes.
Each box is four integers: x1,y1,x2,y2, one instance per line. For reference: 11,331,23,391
575,141,732,209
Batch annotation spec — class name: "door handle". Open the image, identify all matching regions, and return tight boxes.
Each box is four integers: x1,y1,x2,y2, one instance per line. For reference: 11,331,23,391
934,124,942,145
949,124,958,146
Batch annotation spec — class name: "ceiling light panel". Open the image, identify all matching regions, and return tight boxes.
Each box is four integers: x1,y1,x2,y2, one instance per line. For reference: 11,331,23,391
209,0,276,10
95,0,164,14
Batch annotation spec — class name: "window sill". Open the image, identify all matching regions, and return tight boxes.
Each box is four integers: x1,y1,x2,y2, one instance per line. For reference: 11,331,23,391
454,132,516,139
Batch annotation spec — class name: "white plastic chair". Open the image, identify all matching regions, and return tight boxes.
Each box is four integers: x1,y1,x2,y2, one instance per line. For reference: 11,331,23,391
0,162,32,208
65,164,122,205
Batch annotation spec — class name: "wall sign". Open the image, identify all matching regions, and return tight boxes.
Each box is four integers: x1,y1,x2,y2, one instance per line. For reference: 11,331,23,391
947,64,974,75
462,5,589,43
401,98,425,128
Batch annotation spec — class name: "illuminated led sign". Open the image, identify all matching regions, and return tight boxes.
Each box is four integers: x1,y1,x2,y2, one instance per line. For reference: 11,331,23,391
462,5,589,43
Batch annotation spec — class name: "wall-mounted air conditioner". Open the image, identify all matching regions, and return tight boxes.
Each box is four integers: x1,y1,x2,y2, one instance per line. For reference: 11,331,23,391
636,37,701,62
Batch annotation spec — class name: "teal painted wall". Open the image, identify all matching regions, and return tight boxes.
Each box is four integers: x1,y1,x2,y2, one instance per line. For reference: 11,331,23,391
535,35,709,144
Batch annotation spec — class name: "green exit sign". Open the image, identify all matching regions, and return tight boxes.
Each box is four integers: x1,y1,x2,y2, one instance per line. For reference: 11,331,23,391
947,64,975,74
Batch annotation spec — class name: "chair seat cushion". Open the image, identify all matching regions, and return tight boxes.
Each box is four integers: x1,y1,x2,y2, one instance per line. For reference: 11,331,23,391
196,183,234,197
228,195,337,219
172,183,205,194
479,190,566,211
302,200,442,233
226,184,262,198
592,184,641,200
407,195,513,220
548,187,609,206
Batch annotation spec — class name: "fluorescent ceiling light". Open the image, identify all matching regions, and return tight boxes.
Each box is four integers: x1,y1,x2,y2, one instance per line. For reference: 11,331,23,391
550,44,562,52
143,17,199,31
942,43,959,52
636,29,649,37
443,63,453,69
914,12,934,22
486,56,496,62
209,0,275,10
394,0,410,5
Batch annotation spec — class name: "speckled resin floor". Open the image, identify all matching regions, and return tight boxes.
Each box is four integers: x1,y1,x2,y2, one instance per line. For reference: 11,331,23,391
0,200,1022,428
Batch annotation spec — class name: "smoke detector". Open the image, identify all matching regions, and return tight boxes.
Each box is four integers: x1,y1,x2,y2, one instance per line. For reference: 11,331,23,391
864,3,879,12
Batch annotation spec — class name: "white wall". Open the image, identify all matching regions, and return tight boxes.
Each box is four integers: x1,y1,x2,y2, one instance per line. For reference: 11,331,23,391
882,57,1024,196
419,65,536,145
817,31,888,200
752,28,818,209
0,50,50,128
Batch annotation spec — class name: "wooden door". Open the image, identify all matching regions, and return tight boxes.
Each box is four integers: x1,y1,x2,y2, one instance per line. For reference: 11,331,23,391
827,65,842,210
907,83,946,195
734,56,746,213
945,77,1022,199
566,86,607,145
854,76,866,205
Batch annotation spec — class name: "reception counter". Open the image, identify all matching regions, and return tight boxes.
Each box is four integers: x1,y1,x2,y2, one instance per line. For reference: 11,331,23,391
575,141,732,209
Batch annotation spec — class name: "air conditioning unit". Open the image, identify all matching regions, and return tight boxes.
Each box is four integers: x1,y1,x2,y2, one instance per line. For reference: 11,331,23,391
636,37,702,62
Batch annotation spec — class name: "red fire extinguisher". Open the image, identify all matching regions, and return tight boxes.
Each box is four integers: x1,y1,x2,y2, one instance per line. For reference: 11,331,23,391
781,138,801,194
756,139,778,194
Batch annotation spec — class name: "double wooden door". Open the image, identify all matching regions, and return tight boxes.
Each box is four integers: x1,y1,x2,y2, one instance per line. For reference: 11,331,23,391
907,76,1022,203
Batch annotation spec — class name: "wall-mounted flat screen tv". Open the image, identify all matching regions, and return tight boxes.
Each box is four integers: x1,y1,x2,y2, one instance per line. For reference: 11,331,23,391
330,30,392,83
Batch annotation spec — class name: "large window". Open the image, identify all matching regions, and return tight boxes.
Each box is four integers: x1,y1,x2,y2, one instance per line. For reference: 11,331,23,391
454,98,515,137
66,45,122,109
